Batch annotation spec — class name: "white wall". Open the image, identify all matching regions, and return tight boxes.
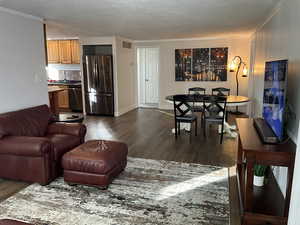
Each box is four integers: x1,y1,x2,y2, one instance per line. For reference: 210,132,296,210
134,37,251,111
80,36,137,116
251,0,300,140
0,9,48,113
250,0,300,203
114,37,137,116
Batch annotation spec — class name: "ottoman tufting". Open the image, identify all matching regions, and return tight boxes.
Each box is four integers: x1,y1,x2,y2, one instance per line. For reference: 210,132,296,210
62,140,128,189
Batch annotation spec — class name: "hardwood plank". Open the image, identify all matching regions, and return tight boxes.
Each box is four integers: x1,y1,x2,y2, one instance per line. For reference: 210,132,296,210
84,109,238,166
0,179,29,202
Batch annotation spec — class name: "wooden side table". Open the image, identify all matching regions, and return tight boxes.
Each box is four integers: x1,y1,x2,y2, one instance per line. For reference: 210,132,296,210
236,118,296,225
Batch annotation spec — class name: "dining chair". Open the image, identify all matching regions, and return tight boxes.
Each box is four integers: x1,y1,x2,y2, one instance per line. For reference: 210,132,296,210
212,87,230,96
202,95,227,144
188,87,206,95
188,87,206,113
173,95,198,143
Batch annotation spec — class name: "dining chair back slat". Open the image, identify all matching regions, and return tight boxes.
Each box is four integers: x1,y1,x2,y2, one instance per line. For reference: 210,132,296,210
212,87,230,96
188,88,206,112
188,87,206,95
173,95,198,143
173,95,194,117
202,95,227,144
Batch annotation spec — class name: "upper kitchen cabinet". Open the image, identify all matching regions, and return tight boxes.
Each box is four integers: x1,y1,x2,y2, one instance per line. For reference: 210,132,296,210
71,40,80,64
47,40,60,64
59,40,72,64
47,39,80,64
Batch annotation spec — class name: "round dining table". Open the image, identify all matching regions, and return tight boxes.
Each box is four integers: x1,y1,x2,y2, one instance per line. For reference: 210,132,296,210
165,94,251,138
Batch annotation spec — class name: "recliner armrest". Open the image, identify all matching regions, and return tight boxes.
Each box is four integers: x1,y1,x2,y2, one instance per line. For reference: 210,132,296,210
0,136,52,157
47,122,86,141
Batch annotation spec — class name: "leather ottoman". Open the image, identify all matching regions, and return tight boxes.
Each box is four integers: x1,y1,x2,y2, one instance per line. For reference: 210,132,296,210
62,140,128,189
0,219,33,225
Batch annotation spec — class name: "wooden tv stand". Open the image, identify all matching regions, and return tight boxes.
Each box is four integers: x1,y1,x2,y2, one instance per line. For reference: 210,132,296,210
236,118,296,225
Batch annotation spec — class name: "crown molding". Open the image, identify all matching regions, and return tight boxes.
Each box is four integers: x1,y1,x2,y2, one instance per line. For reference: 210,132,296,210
0,6,43,22
115,35,134,43
133,34,251,43
250,0,285,39
47,37,79,40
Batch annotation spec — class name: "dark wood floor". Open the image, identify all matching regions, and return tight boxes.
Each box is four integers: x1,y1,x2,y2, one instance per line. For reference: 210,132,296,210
85,108,238,167
0,108,242,224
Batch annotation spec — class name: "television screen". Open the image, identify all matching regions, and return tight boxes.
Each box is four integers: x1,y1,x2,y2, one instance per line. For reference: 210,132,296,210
262,60,288,141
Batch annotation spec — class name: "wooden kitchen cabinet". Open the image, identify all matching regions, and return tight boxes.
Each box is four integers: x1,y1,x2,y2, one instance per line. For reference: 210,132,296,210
57,86,69,109
59,40,72,64
47,40,60,64
71,40,80,64
47,39,80,64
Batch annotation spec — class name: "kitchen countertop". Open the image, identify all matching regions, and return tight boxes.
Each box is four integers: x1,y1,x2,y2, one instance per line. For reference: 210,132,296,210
48,80,82,86
48,86,66,93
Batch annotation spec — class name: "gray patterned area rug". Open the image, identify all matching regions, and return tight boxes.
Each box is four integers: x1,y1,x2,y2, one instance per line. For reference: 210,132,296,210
0,157,229,225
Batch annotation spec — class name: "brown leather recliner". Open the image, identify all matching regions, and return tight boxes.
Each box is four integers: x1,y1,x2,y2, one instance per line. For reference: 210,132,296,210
0,105,86,185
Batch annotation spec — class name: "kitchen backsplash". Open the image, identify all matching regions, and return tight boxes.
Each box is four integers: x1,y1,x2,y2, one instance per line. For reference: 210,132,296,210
48,64,80,71
47,63,81,81
60,70,81,81
47,69,81,81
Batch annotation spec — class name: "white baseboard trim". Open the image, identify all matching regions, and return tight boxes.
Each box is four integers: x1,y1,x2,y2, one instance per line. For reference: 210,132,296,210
115,104,138,117
158,104,173,110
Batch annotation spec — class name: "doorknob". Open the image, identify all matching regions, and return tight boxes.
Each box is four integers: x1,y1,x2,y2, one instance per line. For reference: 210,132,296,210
145,79,149,82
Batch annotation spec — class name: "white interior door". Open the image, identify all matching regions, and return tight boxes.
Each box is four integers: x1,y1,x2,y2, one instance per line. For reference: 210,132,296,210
137,47,159,105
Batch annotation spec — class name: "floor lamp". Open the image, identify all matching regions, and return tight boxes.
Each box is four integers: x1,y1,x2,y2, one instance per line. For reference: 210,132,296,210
229,56,248,114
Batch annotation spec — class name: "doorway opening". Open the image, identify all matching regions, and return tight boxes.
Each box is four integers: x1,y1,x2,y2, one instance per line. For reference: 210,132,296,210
137,47,159,108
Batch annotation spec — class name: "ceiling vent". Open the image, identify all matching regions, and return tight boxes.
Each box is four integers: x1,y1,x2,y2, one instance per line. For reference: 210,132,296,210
122,41,132,49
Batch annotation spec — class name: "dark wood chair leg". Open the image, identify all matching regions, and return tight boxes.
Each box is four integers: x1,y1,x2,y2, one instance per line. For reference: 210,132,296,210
220,122,224,144
203,118,206,137
174,120,178,140
189,122,192,143
195,119,197,136
178,122,181,135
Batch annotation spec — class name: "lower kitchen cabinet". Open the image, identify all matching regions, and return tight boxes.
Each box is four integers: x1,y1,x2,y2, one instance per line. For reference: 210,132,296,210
49,84,83,112
56,86,69,109
58,90,69,109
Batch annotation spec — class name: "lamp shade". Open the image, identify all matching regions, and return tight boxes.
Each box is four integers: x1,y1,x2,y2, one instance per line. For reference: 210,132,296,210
229,61,236,72
242,66,248,77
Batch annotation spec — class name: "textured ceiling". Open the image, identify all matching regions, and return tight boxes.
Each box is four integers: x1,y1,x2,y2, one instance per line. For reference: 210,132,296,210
0,0,279,40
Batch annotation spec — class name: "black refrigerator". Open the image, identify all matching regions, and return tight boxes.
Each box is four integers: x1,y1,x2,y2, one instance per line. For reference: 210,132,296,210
83,55,114,116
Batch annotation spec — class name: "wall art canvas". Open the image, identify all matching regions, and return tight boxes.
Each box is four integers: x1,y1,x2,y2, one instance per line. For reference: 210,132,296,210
175,49,192,81
175,47,228,81
210,48,228,81
192,48,209,81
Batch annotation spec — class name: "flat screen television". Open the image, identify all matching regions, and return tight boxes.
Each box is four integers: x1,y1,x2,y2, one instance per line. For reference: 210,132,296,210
262,60,288,142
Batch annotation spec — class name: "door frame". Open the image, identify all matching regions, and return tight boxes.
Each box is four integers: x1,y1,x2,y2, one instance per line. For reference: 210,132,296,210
136,46,160,107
